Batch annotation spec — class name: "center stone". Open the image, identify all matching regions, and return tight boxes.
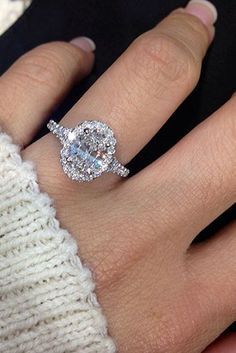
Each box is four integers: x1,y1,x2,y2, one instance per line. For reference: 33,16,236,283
60,120,116,181
68,140,107,172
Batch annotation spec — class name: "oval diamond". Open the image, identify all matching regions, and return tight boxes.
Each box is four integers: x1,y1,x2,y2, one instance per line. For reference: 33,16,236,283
60,121,116,181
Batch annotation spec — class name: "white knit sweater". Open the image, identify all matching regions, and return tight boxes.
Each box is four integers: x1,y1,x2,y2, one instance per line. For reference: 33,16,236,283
0,132,116,353
0,0,32,35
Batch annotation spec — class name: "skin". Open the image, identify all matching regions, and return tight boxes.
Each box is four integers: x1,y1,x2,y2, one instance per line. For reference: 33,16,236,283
0,6,235,353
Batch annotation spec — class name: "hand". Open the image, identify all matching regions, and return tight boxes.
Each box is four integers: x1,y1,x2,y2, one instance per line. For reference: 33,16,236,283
1,2,235,352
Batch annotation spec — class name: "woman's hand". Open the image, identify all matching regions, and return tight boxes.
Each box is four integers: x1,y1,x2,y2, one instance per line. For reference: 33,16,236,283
1,1,235,352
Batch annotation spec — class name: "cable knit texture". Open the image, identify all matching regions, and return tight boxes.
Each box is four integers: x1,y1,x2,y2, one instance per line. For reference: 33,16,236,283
0,132,116,353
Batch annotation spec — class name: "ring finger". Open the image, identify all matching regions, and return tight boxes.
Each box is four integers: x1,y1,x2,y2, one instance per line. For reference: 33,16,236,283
62,3,215,164
25,1,216,186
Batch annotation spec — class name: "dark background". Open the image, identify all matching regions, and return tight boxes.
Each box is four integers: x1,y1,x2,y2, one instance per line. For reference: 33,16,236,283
0,0,235,333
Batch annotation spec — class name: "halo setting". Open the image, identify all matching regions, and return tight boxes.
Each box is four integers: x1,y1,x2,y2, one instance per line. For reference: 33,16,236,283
47,120,129,182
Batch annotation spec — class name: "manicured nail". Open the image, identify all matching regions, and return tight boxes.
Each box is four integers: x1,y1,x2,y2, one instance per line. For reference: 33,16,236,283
185,0,218,27
70,36,96,52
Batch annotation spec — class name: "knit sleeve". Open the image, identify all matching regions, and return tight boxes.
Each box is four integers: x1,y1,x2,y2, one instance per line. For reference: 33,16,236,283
0,132,116,353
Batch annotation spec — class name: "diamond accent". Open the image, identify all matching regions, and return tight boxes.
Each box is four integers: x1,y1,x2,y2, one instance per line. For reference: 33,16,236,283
47,120,129,182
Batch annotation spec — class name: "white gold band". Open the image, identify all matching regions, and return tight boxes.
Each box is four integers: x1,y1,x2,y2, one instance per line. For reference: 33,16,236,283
109,157,130,177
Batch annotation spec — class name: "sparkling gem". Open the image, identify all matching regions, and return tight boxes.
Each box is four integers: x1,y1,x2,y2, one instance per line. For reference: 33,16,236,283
47,119,130,181
60,120,116,181
68,131,76,141
68,143,80,157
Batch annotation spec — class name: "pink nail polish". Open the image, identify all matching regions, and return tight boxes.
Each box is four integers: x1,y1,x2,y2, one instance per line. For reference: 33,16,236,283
70,36,96,52
185,0,218,27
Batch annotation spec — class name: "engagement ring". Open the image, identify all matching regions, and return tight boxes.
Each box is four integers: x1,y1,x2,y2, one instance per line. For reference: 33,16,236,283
47,120,130,182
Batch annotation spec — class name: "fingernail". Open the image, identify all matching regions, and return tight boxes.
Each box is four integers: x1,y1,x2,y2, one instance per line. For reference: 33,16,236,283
70,36,96,52
185,0,218,27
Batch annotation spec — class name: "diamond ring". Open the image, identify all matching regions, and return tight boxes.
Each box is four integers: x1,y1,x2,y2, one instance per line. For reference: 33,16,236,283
47,120,130,182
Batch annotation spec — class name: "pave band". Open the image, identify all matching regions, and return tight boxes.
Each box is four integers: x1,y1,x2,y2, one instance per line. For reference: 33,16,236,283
108,158,130,177
47,119,130,182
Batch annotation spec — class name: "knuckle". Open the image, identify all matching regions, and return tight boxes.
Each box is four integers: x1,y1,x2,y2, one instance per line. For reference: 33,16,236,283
173,11,209,45
166,11,209,59
26,48,66,87
16,42,81,90
132,32,200,88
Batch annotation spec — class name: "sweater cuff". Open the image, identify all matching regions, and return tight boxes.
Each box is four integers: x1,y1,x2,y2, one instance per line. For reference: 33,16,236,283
0,132,116,353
